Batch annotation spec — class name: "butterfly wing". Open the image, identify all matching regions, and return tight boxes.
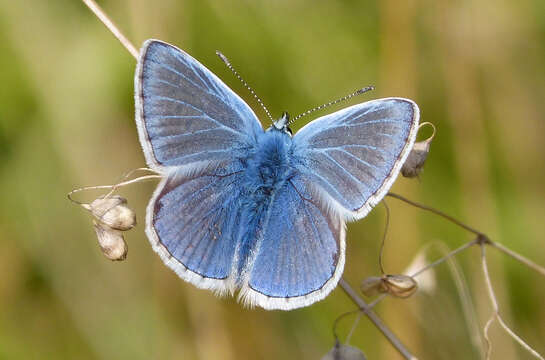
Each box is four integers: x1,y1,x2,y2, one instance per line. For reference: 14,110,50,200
136,40,261,292
292,98,419,220
239,179,345,310
147,166,244,294
135,39,263,171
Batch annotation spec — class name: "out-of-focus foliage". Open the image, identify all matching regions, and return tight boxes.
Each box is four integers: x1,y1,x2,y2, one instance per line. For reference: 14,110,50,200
0,0,544,359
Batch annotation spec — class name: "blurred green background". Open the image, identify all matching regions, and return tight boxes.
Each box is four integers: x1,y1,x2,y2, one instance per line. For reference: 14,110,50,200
0,0,544,359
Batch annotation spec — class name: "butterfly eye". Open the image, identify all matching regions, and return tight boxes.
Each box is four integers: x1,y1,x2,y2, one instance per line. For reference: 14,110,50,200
286,126,293,135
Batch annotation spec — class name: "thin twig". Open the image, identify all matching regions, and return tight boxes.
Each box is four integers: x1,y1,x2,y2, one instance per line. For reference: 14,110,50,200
483,316,495,360
379,200,390,275
68,174,162,205
387,192,483,236
488,241,545,277
105,167,162,198
480,244,544,360
410,238,478,277
82,0,139,59
332,309,360,343
382,192,544,358
430,242,484,358
339,278,418,360
496,316,544,360
367,238,478,309
368,293,387,309
345,311,363,345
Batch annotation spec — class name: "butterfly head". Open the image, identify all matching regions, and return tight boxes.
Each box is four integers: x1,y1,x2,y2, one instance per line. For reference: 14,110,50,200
269,112,293,136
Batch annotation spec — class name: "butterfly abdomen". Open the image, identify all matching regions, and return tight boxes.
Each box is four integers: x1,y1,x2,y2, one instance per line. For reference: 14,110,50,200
235,131,296,277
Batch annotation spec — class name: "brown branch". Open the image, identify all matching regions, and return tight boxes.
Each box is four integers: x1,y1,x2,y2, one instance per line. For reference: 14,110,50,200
339,278,418,360
387,192,483,236
488,241,545,277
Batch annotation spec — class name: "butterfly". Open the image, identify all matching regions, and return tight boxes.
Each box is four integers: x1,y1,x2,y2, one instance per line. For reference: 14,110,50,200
134,39,419,310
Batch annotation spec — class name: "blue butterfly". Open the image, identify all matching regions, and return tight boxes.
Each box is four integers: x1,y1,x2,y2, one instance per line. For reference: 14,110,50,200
134,39,419,310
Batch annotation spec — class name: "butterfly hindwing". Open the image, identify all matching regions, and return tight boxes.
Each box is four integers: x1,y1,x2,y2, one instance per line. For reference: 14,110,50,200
292,98,419,219
135,40,263,170
239,177,345,310
147,166,244,294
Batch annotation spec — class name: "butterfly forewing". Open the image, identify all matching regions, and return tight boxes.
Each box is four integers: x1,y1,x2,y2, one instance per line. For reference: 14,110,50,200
135,40,263,170
292,98,419,219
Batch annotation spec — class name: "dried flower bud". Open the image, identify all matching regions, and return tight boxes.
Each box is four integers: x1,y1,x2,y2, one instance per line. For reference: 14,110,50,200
382,274,418,298
321,342,367,360
93,220,128,261
83,195,136,231
401,122,436,178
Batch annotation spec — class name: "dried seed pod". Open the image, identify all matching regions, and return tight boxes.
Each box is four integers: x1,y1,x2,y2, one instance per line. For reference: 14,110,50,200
93,220,128,261
321,342,367,360
383,274,418,298
83,195,136,231
401,122,436,178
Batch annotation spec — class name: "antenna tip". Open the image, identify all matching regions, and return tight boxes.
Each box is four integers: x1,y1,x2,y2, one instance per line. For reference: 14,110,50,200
357,86,375,94
216,50,229,64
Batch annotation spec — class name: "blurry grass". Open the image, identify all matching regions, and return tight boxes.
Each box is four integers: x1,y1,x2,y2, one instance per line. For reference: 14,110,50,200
0,0,544,359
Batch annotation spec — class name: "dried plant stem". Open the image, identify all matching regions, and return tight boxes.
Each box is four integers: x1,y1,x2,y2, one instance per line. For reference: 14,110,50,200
387,192,483,236
367,238,478,309
339,278,418,360
483,316,495,360
68,174,162,205
367,293,387,309
480,244,544,360
332,309,360,342
381,193,544,359
410,238,478,278
345,311,363,345
378,200,390,275
488,241,545,277
387,191,544,278
431,242,484,358
82,0,139,59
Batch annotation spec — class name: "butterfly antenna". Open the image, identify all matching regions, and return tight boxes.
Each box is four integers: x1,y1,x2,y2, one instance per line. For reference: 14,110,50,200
216,51,274,123
288,86,375,125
